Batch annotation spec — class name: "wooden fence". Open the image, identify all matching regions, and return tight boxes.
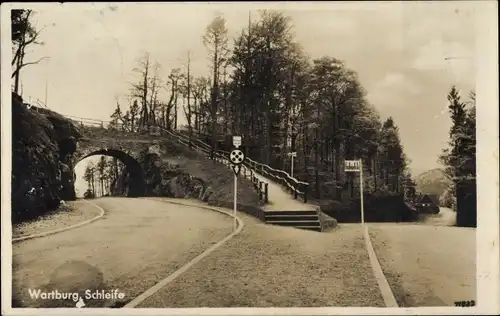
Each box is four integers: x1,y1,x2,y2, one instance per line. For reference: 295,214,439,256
158,127,270,203
170,129,310,203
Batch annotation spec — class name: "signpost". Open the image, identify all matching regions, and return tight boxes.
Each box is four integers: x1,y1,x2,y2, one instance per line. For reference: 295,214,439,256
345,159,364,224
287,152,297,177
229,136,245,231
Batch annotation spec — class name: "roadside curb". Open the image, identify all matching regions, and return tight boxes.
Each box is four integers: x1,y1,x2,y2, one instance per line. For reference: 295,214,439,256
124,198,244,308
12,200,105,243
363,225,399,307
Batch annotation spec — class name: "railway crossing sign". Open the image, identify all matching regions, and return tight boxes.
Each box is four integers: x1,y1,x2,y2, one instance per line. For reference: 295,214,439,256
229,149,245,165
229,149,245,176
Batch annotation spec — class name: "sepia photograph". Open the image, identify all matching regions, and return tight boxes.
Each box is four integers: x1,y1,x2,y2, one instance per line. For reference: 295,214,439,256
1,1,498,315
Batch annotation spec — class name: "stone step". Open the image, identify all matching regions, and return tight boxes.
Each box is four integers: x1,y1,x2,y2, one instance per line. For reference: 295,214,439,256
296,226,322,232
264,210,318,217
266,220,320,227
264,214,319,221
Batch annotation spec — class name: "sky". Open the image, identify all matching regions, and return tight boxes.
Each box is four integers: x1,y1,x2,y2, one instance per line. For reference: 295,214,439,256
14,1,477,182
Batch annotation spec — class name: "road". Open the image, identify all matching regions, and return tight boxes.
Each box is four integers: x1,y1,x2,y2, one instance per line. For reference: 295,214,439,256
368,223,476,307
12,197,233,308
12,196,475,308
12,197,386,308
419,207,457,226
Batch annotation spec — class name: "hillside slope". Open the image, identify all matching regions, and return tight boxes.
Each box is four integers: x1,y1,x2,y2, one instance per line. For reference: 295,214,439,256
414,168,451,196
414,168,454,208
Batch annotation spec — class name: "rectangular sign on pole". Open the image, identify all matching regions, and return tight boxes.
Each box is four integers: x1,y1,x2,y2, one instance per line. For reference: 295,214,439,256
232,136,242,148
345,160,361,172
344,159,364,225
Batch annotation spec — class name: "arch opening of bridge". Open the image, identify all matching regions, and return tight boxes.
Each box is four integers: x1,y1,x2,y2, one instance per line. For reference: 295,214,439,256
75,149,146,197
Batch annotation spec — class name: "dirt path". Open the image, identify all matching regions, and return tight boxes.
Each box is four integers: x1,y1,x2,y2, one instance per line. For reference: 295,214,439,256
12,197,233,308
137,213,385,308
368,223,476,307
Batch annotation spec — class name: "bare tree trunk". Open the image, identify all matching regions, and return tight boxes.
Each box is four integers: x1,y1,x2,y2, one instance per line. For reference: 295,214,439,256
210,46,219,160
187,51,193,148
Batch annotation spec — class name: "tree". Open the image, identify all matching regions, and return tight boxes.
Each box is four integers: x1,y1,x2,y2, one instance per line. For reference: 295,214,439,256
130,53,152,131
163,68,183,130
203,15,229,159
11,9,48,94
439,86,470,182
97,156,108,197
178,51,195,147
307,57,367,198
83,162,96,197
191,76,211,133
378,117,407,193
440,87,476,225
109,102,124,130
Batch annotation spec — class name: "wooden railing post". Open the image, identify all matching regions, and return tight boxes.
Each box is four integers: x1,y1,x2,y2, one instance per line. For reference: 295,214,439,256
303,184,308,203
294,183,298,199
259,181,263,200
264,183,269,203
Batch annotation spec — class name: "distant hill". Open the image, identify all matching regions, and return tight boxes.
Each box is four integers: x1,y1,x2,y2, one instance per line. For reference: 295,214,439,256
414,168,452,199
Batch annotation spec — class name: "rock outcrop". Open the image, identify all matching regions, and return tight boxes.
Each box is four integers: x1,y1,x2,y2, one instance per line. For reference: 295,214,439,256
12,93,81,224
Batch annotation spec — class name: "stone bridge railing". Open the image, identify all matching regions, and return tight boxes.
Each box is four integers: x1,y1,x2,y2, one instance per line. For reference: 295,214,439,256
64,115,310,204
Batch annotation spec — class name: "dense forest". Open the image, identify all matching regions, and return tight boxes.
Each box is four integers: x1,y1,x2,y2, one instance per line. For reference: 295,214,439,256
107,11,412,202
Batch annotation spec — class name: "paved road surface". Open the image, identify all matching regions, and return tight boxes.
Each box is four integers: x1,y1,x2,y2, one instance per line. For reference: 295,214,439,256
12,198,233,308
137,215,385,307
419,207,457,226
368,223,476,307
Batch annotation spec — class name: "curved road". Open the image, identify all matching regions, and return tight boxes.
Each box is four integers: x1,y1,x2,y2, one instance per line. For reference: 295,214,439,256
12,198,233,308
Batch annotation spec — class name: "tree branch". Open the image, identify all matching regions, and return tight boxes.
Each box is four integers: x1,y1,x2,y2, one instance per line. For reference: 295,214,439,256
11,56,50,78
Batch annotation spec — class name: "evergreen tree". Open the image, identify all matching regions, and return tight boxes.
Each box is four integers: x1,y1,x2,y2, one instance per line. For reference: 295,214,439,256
83,162,96,197
109,102,123,130
378,117,407,193
439,86,471,182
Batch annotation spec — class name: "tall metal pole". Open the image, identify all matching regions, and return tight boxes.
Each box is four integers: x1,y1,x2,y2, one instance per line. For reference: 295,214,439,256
360,159,364,225
233,173,237,231
44,78,48,106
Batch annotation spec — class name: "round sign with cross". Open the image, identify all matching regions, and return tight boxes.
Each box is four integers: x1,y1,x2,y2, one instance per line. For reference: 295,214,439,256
229,149,245,165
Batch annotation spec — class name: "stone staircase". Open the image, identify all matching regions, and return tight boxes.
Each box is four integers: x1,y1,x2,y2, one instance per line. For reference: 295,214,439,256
264,210,322,232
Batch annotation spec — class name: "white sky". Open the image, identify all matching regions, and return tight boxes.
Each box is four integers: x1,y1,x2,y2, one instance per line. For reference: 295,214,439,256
14,2,477,178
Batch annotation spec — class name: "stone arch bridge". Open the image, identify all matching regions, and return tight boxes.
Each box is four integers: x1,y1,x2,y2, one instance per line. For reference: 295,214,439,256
71,123,163,198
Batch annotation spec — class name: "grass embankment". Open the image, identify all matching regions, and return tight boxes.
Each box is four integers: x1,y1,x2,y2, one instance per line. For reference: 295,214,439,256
159,138,262,208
